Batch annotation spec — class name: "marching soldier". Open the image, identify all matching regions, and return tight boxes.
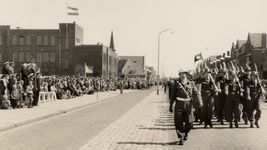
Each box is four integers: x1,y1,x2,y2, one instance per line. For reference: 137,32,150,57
225,70,243,128
246,71,266,128
198,68,219,128
170,69,203,145
216,69,227,124
240,66,251,124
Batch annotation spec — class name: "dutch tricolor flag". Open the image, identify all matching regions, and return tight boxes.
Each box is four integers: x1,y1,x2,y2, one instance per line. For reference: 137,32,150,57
68,6,78,15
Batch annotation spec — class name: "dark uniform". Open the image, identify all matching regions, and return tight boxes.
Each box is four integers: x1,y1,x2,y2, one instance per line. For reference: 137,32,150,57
216,69,227,124
240,72,251,124
170,70,202,145
224,71,242,128
198,69,216,128
246,71,265,128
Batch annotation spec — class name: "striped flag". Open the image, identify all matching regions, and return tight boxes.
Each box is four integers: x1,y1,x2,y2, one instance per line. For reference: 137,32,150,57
67,6,78,15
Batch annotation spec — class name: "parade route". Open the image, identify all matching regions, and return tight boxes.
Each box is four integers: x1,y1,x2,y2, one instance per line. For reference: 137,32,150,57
80,87,267,150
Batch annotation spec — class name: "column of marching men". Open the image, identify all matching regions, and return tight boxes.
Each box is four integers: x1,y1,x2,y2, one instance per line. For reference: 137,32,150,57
166,63,266,145
0,62,154,110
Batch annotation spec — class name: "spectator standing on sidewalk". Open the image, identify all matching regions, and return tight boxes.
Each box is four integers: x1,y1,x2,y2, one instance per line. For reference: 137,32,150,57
170,69,203,145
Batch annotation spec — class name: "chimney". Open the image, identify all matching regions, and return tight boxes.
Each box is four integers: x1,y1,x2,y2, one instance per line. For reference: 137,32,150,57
262,33,266,49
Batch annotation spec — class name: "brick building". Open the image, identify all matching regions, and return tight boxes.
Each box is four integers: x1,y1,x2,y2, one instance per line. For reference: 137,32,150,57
0,22,118,77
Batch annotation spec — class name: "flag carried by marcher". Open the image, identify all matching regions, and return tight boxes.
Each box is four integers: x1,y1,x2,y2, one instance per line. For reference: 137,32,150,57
194,53,203,63
67,6,79,15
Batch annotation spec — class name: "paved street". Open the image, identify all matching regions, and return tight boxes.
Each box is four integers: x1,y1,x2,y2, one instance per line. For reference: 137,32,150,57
1,86,267,150
0,88,152,150
80,87,267,150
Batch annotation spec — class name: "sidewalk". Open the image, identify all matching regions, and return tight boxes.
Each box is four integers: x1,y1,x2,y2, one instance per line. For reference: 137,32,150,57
79,88,267,150
0,89,137,133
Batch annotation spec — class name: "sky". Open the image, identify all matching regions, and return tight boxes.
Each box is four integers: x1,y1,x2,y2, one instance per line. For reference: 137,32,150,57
1,0,267,77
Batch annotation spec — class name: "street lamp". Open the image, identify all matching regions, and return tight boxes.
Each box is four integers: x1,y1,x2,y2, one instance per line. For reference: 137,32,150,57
157,28,173,95
162,55,170,78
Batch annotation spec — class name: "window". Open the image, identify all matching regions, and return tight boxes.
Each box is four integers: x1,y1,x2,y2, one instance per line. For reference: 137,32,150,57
43,52,49,62
26,36,31,45
37,36,42,45
25,52,31,62
64,60,69,70
12,52,18,62
19,52,24,62
50,62,55,71
19,35,24,45
51,36,55,45
65,37,69,49
0,36,2,45
13,36,17,45
44,36,48,45
0,52,2,62
37,52,42,62
50,52,55,62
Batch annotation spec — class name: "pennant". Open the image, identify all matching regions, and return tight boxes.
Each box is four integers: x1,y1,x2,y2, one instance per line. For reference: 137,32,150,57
68,6,79,15
194,53,203,63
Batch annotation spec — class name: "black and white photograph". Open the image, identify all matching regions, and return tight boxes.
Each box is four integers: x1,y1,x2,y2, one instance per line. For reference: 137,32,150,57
1,0,267,149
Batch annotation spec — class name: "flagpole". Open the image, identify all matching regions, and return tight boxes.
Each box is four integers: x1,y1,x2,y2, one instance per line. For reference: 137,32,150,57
85,62,86,77
66,2,68,37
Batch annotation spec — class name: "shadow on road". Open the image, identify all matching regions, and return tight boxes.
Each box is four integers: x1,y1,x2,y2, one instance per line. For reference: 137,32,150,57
117,141,178,146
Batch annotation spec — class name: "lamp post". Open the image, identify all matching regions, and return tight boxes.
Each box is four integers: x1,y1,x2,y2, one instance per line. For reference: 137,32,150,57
157,28,173,95
162,55,170,78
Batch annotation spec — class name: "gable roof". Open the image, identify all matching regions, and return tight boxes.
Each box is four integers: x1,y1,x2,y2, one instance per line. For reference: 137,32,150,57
118,59,128,71
124,62,146,76
119,56,145,69
248,33,266,48
236,40,246,49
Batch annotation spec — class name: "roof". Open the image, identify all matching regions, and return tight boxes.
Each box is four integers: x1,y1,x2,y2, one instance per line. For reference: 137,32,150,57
124,62,146,77
118,59,128,71
236,40,246,49
119,56,145,69
249,33,266,48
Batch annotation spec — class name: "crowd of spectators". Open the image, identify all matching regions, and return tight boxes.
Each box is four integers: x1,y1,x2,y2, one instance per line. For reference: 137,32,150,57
0,62,154,110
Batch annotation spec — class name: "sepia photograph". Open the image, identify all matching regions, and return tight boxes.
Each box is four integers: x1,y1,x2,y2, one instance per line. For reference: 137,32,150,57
0,0,267,149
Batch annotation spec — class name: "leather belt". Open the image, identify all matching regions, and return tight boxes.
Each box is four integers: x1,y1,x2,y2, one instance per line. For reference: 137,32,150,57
251,92,258,94
176,97,191,101
203,90,211,92
230,92,238,94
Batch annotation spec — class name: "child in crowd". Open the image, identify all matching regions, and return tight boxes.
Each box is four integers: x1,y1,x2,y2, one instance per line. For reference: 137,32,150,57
26,80,34,108
17,80,24,108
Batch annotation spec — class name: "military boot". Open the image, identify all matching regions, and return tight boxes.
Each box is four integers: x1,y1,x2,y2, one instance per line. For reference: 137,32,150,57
229,122,233,128
250,122,254,128
255,121,260,128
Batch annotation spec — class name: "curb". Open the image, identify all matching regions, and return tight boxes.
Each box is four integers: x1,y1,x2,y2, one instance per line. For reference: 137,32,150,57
0,90,139,133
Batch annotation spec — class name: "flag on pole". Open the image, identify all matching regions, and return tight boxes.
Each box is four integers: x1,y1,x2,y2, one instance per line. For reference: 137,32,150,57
194,53,203,63
85,63,93,73
67,6,79,15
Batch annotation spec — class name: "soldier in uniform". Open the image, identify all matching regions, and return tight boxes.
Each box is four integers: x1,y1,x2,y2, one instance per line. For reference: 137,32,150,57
225,70,243,128
240,66,251,124
246,71,266,128
170,69,203,145
198,68,219,128
216,68,227,124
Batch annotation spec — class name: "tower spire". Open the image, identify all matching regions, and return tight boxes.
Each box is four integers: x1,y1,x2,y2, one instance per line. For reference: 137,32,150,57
110,31,115,51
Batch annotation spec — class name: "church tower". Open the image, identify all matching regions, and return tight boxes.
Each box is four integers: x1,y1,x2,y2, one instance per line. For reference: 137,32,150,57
110,31,115,51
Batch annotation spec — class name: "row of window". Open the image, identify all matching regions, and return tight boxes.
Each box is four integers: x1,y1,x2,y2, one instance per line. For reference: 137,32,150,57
11,52,56,63
12,35,56,46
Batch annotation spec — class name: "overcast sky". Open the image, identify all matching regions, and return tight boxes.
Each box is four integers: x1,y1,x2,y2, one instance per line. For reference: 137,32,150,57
1,0,267,77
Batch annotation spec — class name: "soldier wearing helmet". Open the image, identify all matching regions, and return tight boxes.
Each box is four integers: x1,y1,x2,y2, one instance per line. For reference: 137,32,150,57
198,68,219,128
215,68,228,124
224,70,243,128
169,69,203,145
246,71,265,128
239,65,252,125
